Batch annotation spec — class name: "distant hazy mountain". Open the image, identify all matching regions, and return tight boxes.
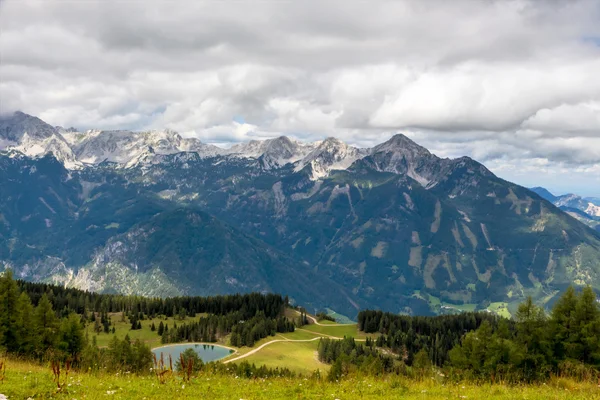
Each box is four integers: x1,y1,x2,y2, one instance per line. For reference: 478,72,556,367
2,111,600,318
530,187,600,232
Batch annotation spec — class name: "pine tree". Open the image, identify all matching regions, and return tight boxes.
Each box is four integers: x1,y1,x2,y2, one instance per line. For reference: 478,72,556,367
59,313,85,358
573,286,600,364
0,270,20,352
15,292,35,354
34,294,59,355
550,286,578,360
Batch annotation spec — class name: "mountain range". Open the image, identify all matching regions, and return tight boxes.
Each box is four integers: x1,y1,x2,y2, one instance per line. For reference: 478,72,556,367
530,187,600,232
2,111,600,318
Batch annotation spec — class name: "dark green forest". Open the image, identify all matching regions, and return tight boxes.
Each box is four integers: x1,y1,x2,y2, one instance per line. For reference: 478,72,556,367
323,287,600,382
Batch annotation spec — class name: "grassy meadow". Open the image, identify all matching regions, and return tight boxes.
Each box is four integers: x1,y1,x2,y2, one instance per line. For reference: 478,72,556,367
85,313,210,348
1,358,599,399
236,340,329,374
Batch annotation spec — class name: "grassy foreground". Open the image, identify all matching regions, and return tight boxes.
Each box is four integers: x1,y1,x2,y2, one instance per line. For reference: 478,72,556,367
2,359,600,399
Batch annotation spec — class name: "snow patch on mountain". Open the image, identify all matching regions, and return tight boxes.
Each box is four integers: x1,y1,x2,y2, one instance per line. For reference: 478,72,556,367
72,129,225,165
227,136,317,169
294,137,368,180
586,202,600,217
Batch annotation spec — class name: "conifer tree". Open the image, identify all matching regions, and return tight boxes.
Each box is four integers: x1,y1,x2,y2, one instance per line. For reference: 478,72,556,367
15,292,35,354
34,293,59,355
59,313,85,358
0,270,20,351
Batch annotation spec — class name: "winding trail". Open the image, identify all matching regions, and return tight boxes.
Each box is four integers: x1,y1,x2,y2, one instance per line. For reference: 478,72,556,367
223,337,323,364
223,311,365,364
223,329,368,364
294,310,356,326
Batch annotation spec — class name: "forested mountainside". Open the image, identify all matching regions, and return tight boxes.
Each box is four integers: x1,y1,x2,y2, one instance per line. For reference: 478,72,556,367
2,112,600,317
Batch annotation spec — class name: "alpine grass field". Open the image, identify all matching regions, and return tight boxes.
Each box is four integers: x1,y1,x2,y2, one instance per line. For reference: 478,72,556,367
2,354,600,399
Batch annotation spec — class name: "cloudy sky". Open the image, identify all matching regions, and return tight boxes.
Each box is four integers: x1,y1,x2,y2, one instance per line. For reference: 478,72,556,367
1,1,600,196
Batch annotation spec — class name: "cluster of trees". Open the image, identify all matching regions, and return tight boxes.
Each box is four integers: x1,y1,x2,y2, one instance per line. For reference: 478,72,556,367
159,310,295,347
81,335,153,373
210,360,296,378
0,270,154,373
316,312,336,322
0,270,85,360
358,309,501,366
344,287,600,382
91,311,115,334
449,287,600,381
318,337,395,380
229,313,295,347
17,280,287,320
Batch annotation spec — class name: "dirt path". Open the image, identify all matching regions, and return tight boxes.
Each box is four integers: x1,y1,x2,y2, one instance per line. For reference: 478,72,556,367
296,328,341,340
223,314,366,364
223,337,323,364
294,310,356,327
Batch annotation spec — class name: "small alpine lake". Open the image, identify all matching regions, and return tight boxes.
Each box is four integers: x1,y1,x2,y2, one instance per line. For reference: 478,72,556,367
152,343,235,363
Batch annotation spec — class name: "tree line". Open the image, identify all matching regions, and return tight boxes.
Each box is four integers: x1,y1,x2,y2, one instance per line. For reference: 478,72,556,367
328,287,600,382
16,279,287,320
358,309,502,366
159,310,295,347
448,287,600,381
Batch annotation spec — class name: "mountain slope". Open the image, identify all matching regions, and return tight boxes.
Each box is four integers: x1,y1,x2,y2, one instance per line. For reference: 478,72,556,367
0,153,350,311
530,187,600,232
113,136,600,315
2,113,600,317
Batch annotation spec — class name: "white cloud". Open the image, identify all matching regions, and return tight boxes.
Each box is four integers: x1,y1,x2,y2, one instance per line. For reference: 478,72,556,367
523,102,600,134
1,0,600,195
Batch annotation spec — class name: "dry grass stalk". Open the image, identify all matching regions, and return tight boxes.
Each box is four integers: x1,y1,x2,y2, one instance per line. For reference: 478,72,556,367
152,352,172,384
179,353,194,382
50,358,71,391
0,357,6,383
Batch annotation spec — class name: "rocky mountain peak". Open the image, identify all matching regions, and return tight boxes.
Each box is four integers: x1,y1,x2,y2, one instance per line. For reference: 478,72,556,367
0,111,58,142
295,137,368,179
371,134,431,157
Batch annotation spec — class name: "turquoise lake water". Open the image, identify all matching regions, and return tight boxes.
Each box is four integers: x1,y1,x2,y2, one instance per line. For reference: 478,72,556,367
152,343,234,363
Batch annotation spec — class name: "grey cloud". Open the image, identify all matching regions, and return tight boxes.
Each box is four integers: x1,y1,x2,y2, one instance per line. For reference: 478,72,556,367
1,0,600,193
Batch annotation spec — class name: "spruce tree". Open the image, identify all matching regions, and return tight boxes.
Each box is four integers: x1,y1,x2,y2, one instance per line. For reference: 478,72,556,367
15,292,35,354
60,313,85,358
573,286,600,364
34,293,59,355
0,270,20,352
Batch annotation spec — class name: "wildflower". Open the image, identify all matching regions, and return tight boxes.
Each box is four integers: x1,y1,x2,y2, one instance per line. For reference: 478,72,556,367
106,390,116,395
182,385,185,389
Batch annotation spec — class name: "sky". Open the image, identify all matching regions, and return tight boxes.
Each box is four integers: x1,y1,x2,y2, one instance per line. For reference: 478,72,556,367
1,1,600,197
